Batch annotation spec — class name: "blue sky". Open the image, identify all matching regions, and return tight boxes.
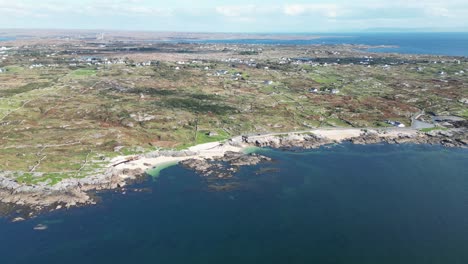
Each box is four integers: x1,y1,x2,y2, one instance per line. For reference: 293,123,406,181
0,0,467,32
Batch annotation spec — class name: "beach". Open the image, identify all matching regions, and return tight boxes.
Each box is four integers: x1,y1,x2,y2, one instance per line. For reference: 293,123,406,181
0,127,466,218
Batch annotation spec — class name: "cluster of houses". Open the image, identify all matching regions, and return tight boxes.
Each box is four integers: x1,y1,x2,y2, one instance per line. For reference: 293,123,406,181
0,46,12,61
221,58,257,67
309,87,340,95
213,70,244,80
279,57,338,67
29,64,45,69
22,56,160,69
67,57,159,67
176,60,202,65
359,56,373,65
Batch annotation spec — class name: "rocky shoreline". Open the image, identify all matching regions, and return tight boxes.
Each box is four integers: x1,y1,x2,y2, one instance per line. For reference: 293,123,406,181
0,127,466,220
242,128,467,149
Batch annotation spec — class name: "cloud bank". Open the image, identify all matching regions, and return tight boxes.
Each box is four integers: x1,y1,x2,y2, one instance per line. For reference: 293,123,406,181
0,0,466,32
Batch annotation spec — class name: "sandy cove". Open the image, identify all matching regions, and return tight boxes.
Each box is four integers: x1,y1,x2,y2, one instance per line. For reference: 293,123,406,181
110,127,416,174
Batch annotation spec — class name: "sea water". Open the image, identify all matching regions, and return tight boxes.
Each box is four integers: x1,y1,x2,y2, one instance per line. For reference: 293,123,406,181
0,143,467,264
180,32,468,57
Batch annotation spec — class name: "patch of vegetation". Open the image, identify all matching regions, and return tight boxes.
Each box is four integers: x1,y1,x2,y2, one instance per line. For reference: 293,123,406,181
15,172,69,185
459,109,468,118
0,82,51,96
238,51,259,55
128,88,177,96
4,66,24,73
195,130,230,145
162,97,236,115
420,127,449,133
71,68,97,77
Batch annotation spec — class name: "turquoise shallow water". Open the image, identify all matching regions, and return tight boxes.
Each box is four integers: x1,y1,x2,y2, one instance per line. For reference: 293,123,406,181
0,143,467,264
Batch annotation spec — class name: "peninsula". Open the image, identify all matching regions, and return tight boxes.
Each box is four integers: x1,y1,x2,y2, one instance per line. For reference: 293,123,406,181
0,30,466,218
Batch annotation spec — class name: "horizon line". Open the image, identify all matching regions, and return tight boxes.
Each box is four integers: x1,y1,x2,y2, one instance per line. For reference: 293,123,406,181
1,28,468,34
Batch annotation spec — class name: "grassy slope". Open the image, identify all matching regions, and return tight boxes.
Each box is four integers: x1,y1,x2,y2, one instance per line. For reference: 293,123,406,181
0,57,466,185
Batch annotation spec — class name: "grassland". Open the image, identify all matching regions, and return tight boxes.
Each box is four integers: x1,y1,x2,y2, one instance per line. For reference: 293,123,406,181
0,40,466,185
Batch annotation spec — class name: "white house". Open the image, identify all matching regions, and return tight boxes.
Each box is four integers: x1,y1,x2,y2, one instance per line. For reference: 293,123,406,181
385,120,406,128
309,88,319,93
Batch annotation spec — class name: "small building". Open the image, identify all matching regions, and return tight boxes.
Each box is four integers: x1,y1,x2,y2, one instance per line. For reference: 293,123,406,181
309,88,319,93
207,131,219,137
331,89,340,94
0,68,5,73
385,120,406,128
264,80,274,85
215,70,229,76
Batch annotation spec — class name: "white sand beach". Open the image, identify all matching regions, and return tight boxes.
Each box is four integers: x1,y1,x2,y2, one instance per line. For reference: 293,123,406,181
109,128,420,177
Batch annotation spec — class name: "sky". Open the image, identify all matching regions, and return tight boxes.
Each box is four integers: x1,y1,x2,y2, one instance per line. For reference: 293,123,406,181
0,0,467,32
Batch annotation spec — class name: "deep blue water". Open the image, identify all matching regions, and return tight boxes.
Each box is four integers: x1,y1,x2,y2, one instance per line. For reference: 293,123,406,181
0,144,467,264
181,33,468,57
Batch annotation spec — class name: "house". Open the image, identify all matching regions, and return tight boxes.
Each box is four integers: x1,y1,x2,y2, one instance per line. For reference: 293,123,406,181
309,88,319,93
233,72,242,77
215,70,229,76
331,89,340,94
385,120,406,128
207,131,219,137
264,80,274,85
0,68,6,73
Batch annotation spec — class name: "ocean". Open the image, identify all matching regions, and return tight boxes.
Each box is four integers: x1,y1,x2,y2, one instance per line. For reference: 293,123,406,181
181,32,468,57
0,37,14,42
2,33,468,56
1,144,467,264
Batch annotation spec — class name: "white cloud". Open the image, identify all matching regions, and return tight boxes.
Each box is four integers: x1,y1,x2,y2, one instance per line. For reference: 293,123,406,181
425,7,451,17
215,5,278,17
0,0,466,31
284,4,342,18
0,0,173,17
216,5,256,17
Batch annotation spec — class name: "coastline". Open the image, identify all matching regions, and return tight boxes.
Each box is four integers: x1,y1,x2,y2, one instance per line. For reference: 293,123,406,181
0,127,466,219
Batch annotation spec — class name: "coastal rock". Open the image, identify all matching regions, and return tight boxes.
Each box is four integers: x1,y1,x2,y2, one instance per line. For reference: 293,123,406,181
242,133,331,149
12,217,25,222
181,152,272,179
33,224,48,231
180,159,212,174
221,151,271,166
